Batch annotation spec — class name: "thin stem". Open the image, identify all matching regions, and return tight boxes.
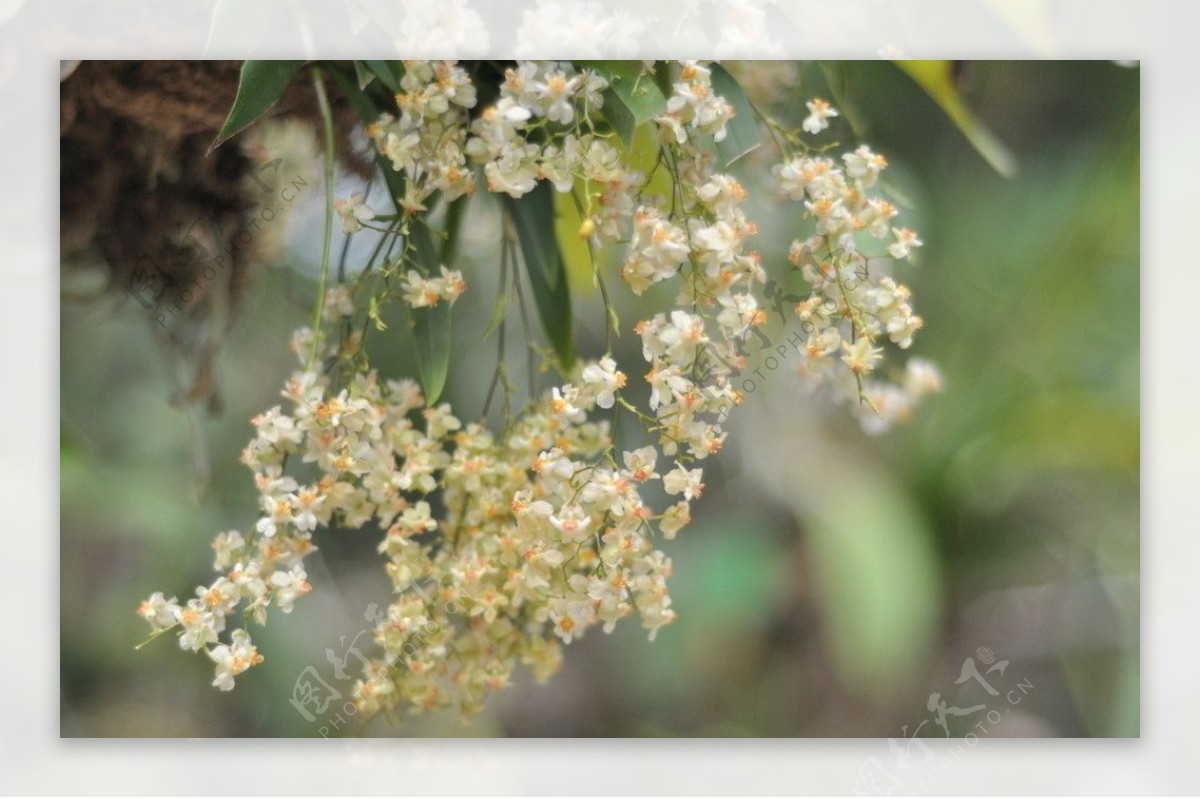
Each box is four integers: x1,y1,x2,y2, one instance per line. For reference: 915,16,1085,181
308,66,337,372
482,229,511,420
506,216,538,401
570,187,618,350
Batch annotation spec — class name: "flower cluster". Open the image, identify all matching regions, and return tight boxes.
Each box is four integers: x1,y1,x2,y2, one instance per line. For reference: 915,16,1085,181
773,132,940,430
464,61,645,245
367,60,478,213
139,60,940,720
657,61,736,144
400,265,467,309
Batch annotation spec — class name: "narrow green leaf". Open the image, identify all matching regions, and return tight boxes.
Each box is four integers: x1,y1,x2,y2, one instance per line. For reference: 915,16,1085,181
408,222,451,404
503,182,575,370
353,60,376,90
817,61,867,137
210,60,306,153
577,60,667,145
325,65,407,206
709,63,761,166
894,60,1017,177
440,195,468,266
806,482,942,696
326,63,383,122
553,184,595,296
652,60,675,105
481,284,508,342
362,60,403,94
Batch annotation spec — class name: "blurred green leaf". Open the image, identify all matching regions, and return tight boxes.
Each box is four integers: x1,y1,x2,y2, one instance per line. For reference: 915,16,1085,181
806,482,942,696
359,59,403,93
326,64,408,208
210,60,306,153
894,60,1017,177
651,60,674,104
817,61,867,137
440,194,467,266
408,223,452,404
710,64,760,166
578,60,667,145
353,60,375,90
504,182,575,370
553,184,596,296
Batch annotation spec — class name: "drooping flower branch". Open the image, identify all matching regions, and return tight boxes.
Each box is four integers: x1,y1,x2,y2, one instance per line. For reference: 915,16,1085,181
138,60,940,721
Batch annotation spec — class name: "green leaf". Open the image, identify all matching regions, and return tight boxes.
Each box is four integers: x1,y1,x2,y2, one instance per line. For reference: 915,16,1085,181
894,60,1017,177
709,63,761,166
817,61,867,137
325,65,407,207
481,284,508,342
553,184,595,296
503,182,575,370
210,60,306,153
408,222,451,404
353,61,375,90
439,195,467,266
360,60,403,94
326,63,383,122
651,60,675,105
577,60,667,145
805,481,943,697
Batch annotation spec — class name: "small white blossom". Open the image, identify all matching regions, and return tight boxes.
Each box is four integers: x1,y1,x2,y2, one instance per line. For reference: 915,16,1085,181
889,228,923,260
207,629,264,691
334,193,376,234
802,97,838,134
663,465,705,500
580,356,627,409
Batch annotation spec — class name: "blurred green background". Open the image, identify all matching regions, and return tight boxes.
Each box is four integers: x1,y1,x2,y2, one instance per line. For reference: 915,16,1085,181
60,60,1139,737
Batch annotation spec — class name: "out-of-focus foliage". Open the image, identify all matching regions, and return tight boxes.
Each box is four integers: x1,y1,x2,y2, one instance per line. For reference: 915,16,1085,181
61,61,1138,737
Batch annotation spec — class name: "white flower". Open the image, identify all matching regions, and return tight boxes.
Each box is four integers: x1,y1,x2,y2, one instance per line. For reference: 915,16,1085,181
334,193,376,234
177,604,222,651
292,487,324,532
805,327,842,359
549,598,593,644
484,143,540,197
841,338,883,375
207,629,264,691
437,266,468,305
658,311,710,366
660,501,691,540
802,97,838,134
716,292,763,337
269,566,312,613
622,446,659,483
401,271,443,309
843,145,888,187
395,500,439,535
137,592,180,631
550,386,586,422
322,285,356,321
211,531,245,570
250,407,301,447
904,358,944,396
888,228,923,260
549,503,592,541
663,465,705,500
534,68,580,124
580,356,626,409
